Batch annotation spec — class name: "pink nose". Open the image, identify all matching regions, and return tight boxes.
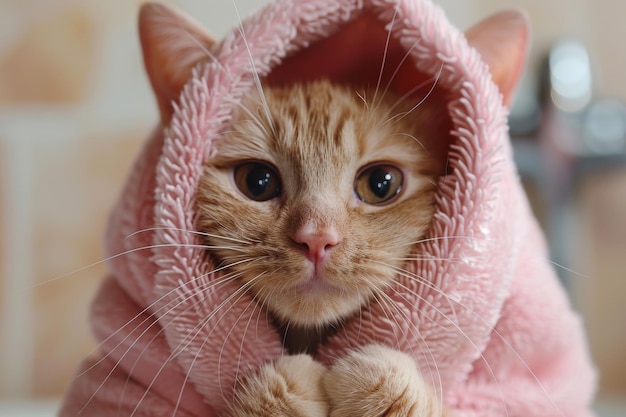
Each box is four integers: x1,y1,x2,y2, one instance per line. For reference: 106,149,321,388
293,226,341,263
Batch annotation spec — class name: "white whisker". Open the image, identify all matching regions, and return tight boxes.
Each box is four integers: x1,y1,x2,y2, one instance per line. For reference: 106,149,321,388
180,28,236,84
126,226,259,244
223,95,276,140
230,0,276,135
373,289,445,410
548,260,589,279
383,280,508,416
355,89,370,110
393,132,428,152
386,234,474,250
373,4,399,108
384,61,444,126
130,271,263,417
79,268,242,413
218,277,266,398
76,255,270,412
378,259,565,416
379,37,423,104
34,242,253,289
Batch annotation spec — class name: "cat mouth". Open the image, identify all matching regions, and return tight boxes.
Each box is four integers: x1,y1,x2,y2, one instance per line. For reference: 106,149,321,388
294,260,350,296
295,276,342,296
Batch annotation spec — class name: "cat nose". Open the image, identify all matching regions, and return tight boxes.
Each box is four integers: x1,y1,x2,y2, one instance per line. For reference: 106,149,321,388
293,225,341,262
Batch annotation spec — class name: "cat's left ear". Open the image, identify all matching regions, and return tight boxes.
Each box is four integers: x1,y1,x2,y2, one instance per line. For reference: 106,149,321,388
465,9,530,107
139,2,216,124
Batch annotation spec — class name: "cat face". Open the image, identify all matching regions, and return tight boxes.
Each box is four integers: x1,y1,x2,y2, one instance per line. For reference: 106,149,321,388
138,5,530,326
197,80,441,326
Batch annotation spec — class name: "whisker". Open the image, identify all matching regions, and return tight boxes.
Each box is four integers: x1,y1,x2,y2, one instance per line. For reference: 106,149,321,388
379,37,423,105
79,268,243,413
393,60,444,123
373,289,445,411
180,28,236,83
381,261,460,323
118,271,242,414
385,234,474,250
384,61,444,125
367,259,510,411
388,256,464,263
392,304,441,395
241,287,275,391
77,265,241,372
223,95,275,141
230,0,276,135
381,279,508,416
548,260,589,279
126,226,259,244
179,273,268,408
217,275,267,399
172,279,261,416
392,132,428,152
33,242,251,289
400,284,509,415
355,89,370,111
372,3,399,108
76,256,268,409
129,270,263,417
378,259,564,416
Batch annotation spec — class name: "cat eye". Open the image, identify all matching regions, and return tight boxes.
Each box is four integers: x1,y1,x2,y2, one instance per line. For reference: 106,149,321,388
234,162,282,201
354,164,403,205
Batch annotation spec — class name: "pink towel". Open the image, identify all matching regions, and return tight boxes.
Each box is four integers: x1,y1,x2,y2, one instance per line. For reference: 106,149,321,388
60,0,596,416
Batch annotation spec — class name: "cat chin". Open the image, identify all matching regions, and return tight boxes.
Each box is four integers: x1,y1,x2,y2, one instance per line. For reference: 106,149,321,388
264,288,368,327
294,275,343,295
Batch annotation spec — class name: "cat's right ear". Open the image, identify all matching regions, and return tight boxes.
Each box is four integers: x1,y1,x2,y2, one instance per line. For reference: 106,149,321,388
139,2,216,125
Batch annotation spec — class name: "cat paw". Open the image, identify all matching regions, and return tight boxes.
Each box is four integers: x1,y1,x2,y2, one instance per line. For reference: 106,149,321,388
227,354,328,417
323,344,442,417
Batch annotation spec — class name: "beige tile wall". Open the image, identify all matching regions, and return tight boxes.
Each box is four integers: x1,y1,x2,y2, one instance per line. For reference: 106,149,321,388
29,130,143,397
0,5,96,105
0,0,624,403
0,0,151,399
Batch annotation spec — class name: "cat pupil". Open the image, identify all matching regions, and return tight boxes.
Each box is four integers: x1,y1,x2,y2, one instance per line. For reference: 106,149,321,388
247,166,272,196
354,164,403,205
234,162,281,201
369,169,393,198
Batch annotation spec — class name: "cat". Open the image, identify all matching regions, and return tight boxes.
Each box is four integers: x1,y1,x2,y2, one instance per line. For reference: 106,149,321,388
196,80,446,416
197,80,443,332
55,1,599,416
133,3,529,416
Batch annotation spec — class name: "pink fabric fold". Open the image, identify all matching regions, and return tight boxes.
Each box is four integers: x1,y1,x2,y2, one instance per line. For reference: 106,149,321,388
60,0,596,416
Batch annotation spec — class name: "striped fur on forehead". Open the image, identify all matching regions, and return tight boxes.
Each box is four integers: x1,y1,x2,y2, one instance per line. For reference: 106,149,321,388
214,80,440,182
197,79,442,326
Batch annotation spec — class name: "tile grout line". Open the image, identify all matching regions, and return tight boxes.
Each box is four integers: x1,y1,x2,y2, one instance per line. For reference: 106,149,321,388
1,136,35,397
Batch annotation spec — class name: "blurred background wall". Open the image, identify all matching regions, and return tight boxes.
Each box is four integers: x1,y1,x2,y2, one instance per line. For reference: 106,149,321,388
0,0,624,414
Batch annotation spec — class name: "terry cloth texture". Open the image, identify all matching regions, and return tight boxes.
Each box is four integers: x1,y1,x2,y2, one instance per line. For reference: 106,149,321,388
59,0,596,416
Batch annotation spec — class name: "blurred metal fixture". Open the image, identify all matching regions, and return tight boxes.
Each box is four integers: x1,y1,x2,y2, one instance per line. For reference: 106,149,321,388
548,40,593,113
583,99,626,155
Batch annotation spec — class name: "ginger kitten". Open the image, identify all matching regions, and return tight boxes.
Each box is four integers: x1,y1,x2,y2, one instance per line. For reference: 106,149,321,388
197,80,442,331
197,79,445,417
135,2,530,416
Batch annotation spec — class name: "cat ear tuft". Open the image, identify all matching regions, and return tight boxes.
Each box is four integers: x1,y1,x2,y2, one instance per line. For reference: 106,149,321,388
465,9,530,107
139,2,216,124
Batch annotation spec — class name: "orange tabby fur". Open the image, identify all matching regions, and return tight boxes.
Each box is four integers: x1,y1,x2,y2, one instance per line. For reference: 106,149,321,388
136,3,530,415
197,80,443,328
197,80,445,416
